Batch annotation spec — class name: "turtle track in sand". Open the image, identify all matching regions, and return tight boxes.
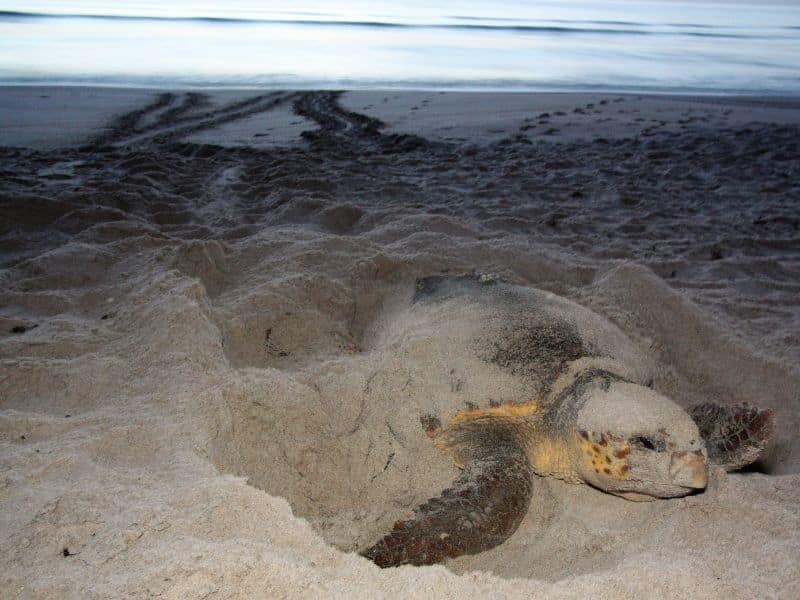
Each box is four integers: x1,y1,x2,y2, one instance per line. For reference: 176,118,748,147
85,90,430,152
293,90,432,153
88,91,300,148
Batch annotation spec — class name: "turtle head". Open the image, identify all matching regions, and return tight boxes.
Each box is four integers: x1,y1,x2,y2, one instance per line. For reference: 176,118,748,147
570,379,708,501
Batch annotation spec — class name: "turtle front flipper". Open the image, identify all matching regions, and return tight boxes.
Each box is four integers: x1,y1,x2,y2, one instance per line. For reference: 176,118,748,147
689,402,775,471
360,417,533,568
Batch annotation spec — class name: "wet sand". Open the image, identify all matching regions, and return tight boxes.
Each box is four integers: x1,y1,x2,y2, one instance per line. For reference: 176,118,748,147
1,87,799,598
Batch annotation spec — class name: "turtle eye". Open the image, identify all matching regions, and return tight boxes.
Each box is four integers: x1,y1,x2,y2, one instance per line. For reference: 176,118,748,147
631,436,665,451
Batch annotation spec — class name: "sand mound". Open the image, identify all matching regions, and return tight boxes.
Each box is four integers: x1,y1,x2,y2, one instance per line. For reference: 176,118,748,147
199,247,798,577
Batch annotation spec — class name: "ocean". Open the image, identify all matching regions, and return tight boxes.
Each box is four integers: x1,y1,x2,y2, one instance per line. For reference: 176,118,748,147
1,0,799,93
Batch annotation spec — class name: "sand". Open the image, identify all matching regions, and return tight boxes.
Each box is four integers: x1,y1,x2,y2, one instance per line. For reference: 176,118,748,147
1,87,798,598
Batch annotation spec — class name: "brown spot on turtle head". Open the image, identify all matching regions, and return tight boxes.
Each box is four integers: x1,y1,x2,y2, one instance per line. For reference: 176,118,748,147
577,431,633,483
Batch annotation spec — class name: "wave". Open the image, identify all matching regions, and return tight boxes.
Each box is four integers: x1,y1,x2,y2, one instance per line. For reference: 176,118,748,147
0,10,769,39
3,71,796,96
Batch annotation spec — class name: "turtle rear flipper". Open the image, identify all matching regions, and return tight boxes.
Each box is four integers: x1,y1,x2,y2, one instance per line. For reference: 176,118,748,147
689,402,775,472
361,419,532,567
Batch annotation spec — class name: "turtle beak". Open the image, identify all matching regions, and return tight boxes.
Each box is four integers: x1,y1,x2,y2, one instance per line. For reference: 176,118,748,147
669,450,708,489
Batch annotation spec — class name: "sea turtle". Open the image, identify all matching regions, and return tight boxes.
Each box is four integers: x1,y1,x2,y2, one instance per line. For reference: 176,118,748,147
360,274,774,568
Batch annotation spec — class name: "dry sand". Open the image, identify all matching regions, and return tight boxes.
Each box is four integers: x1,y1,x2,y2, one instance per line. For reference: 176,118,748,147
1,87,798,598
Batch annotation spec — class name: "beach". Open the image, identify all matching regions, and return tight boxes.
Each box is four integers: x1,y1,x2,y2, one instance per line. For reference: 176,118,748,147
1,86,799,598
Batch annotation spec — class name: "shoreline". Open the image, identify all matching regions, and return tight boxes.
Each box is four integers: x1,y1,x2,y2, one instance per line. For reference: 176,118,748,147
5,82,800,97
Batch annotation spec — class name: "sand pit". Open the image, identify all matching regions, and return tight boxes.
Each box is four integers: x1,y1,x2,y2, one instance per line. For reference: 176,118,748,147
1,88,799,598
